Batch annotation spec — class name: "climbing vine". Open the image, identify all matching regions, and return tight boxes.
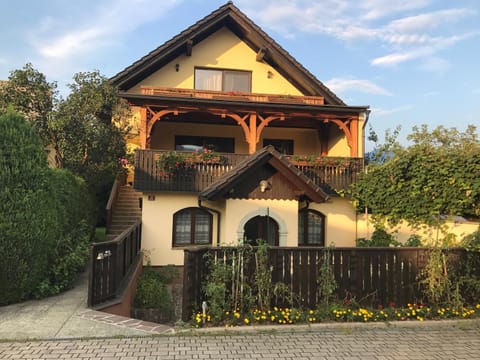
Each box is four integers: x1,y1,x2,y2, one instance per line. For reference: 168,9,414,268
352,125,480,228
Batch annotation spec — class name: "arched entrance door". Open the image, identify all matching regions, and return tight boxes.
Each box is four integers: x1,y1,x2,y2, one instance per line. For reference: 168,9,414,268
244,215,279,246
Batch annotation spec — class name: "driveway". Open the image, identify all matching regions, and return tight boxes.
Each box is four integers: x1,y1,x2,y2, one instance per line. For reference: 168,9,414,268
0,320,479,359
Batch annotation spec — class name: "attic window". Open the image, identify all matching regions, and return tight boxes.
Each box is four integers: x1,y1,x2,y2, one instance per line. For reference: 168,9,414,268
195,68,251,92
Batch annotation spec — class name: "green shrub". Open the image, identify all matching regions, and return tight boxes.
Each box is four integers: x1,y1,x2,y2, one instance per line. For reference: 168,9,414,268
34,169,95,297
461,228,480,251
356,226,400,247
0,111,57,304
404,234,423,247
134,268,174,315
0,111,95,303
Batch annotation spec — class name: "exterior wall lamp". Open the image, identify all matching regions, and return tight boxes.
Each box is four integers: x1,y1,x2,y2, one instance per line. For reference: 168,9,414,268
175,63,180,72
259,180,271,192
96,250,112,261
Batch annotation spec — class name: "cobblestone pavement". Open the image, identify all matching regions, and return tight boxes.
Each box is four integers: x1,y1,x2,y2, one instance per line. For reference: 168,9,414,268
1,321,479,360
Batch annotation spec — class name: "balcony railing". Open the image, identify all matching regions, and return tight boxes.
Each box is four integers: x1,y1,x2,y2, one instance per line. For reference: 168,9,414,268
134,150,363,193
141,87,325,105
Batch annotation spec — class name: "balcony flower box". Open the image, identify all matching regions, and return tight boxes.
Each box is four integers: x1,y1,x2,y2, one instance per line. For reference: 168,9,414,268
156,150,228,178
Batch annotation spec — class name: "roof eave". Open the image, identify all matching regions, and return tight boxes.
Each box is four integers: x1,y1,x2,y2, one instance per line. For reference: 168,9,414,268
118,92,369,114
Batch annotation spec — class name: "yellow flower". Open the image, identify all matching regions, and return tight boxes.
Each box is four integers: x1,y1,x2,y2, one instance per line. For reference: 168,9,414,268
244,318,250,324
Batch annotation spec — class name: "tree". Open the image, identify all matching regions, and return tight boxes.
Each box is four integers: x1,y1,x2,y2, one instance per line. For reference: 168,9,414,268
0,63,58,149
1,64,131,224
352,125,480,229
53,71,131,223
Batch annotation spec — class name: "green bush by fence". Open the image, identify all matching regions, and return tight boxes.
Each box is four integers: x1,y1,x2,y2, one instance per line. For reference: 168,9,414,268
0,111,95,304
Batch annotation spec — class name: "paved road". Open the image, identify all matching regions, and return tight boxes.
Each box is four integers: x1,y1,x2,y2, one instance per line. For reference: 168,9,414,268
1,321,479,359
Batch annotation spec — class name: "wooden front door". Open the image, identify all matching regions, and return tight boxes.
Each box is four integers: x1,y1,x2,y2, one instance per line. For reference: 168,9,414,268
244,215,279,246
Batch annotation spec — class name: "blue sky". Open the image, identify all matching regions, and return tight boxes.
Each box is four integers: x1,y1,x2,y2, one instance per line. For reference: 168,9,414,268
1,0,479,150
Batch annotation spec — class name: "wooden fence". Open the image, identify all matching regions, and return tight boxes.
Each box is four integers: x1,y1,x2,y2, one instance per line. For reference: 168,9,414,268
182,247,469,320
88,220,142,307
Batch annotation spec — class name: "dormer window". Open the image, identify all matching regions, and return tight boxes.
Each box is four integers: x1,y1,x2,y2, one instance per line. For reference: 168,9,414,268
195,68,251,92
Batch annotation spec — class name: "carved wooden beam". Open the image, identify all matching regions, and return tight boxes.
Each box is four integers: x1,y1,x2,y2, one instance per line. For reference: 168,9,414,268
146,109,182,139
328,119,354,155
186,39,193,56
257,114,284,143
256,47,268,62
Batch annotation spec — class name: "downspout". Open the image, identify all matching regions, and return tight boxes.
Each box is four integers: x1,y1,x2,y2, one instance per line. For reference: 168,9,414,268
358,110,371,241
362,109,371,160
198,199,221,246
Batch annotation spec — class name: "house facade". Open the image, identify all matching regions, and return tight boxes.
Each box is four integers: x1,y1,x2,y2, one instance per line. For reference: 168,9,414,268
110,2,370,266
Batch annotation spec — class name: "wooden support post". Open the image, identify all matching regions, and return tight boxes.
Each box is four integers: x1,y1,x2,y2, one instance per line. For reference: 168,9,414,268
140,107,147,149
350,118,358,157
248,113,257,154
317,124,329,156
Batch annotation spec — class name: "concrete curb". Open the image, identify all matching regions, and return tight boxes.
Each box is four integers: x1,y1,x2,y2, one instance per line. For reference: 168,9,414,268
174,317,480,336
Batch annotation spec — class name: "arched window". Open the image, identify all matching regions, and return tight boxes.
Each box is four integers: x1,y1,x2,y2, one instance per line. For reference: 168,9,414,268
173,207,212,246
298,209,325,246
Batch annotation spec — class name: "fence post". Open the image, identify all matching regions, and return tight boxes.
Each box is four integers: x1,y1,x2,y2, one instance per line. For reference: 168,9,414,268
182,249,195,322
87,243,96,307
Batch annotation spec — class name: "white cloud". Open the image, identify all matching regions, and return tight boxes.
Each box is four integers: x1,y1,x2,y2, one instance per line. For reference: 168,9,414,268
359,0,433,20
386,9,475,33
241,0,478,72
33,0,182,61
371,105,413,117
39,28,106,59
371,52,418,66
325,78,392,96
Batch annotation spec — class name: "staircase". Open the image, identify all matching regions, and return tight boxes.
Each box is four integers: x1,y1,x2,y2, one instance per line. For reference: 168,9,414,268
106,185,142,241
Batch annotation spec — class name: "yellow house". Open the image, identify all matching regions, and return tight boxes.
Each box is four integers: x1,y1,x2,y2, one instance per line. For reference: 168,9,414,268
110,2,370,267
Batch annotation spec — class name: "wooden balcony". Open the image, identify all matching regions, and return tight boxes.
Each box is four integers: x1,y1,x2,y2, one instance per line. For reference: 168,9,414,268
134,150,363,193
141,87,324,105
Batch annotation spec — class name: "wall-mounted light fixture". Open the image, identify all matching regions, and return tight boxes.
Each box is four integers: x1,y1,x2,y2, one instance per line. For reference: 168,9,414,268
96,250,112,261
175,63,180,72
259,180,271,192
267,70,273,79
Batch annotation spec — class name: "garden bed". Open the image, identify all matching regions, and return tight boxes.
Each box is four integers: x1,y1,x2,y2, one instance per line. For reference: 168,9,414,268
191,303,480,328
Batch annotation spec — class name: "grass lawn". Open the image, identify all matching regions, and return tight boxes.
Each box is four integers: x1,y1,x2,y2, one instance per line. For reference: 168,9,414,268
95,227,106,242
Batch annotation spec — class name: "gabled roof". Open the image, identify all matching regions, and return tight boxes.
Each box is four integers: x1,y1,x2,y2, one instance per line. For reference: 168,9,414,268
110,1,345,106
199,145,330,203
